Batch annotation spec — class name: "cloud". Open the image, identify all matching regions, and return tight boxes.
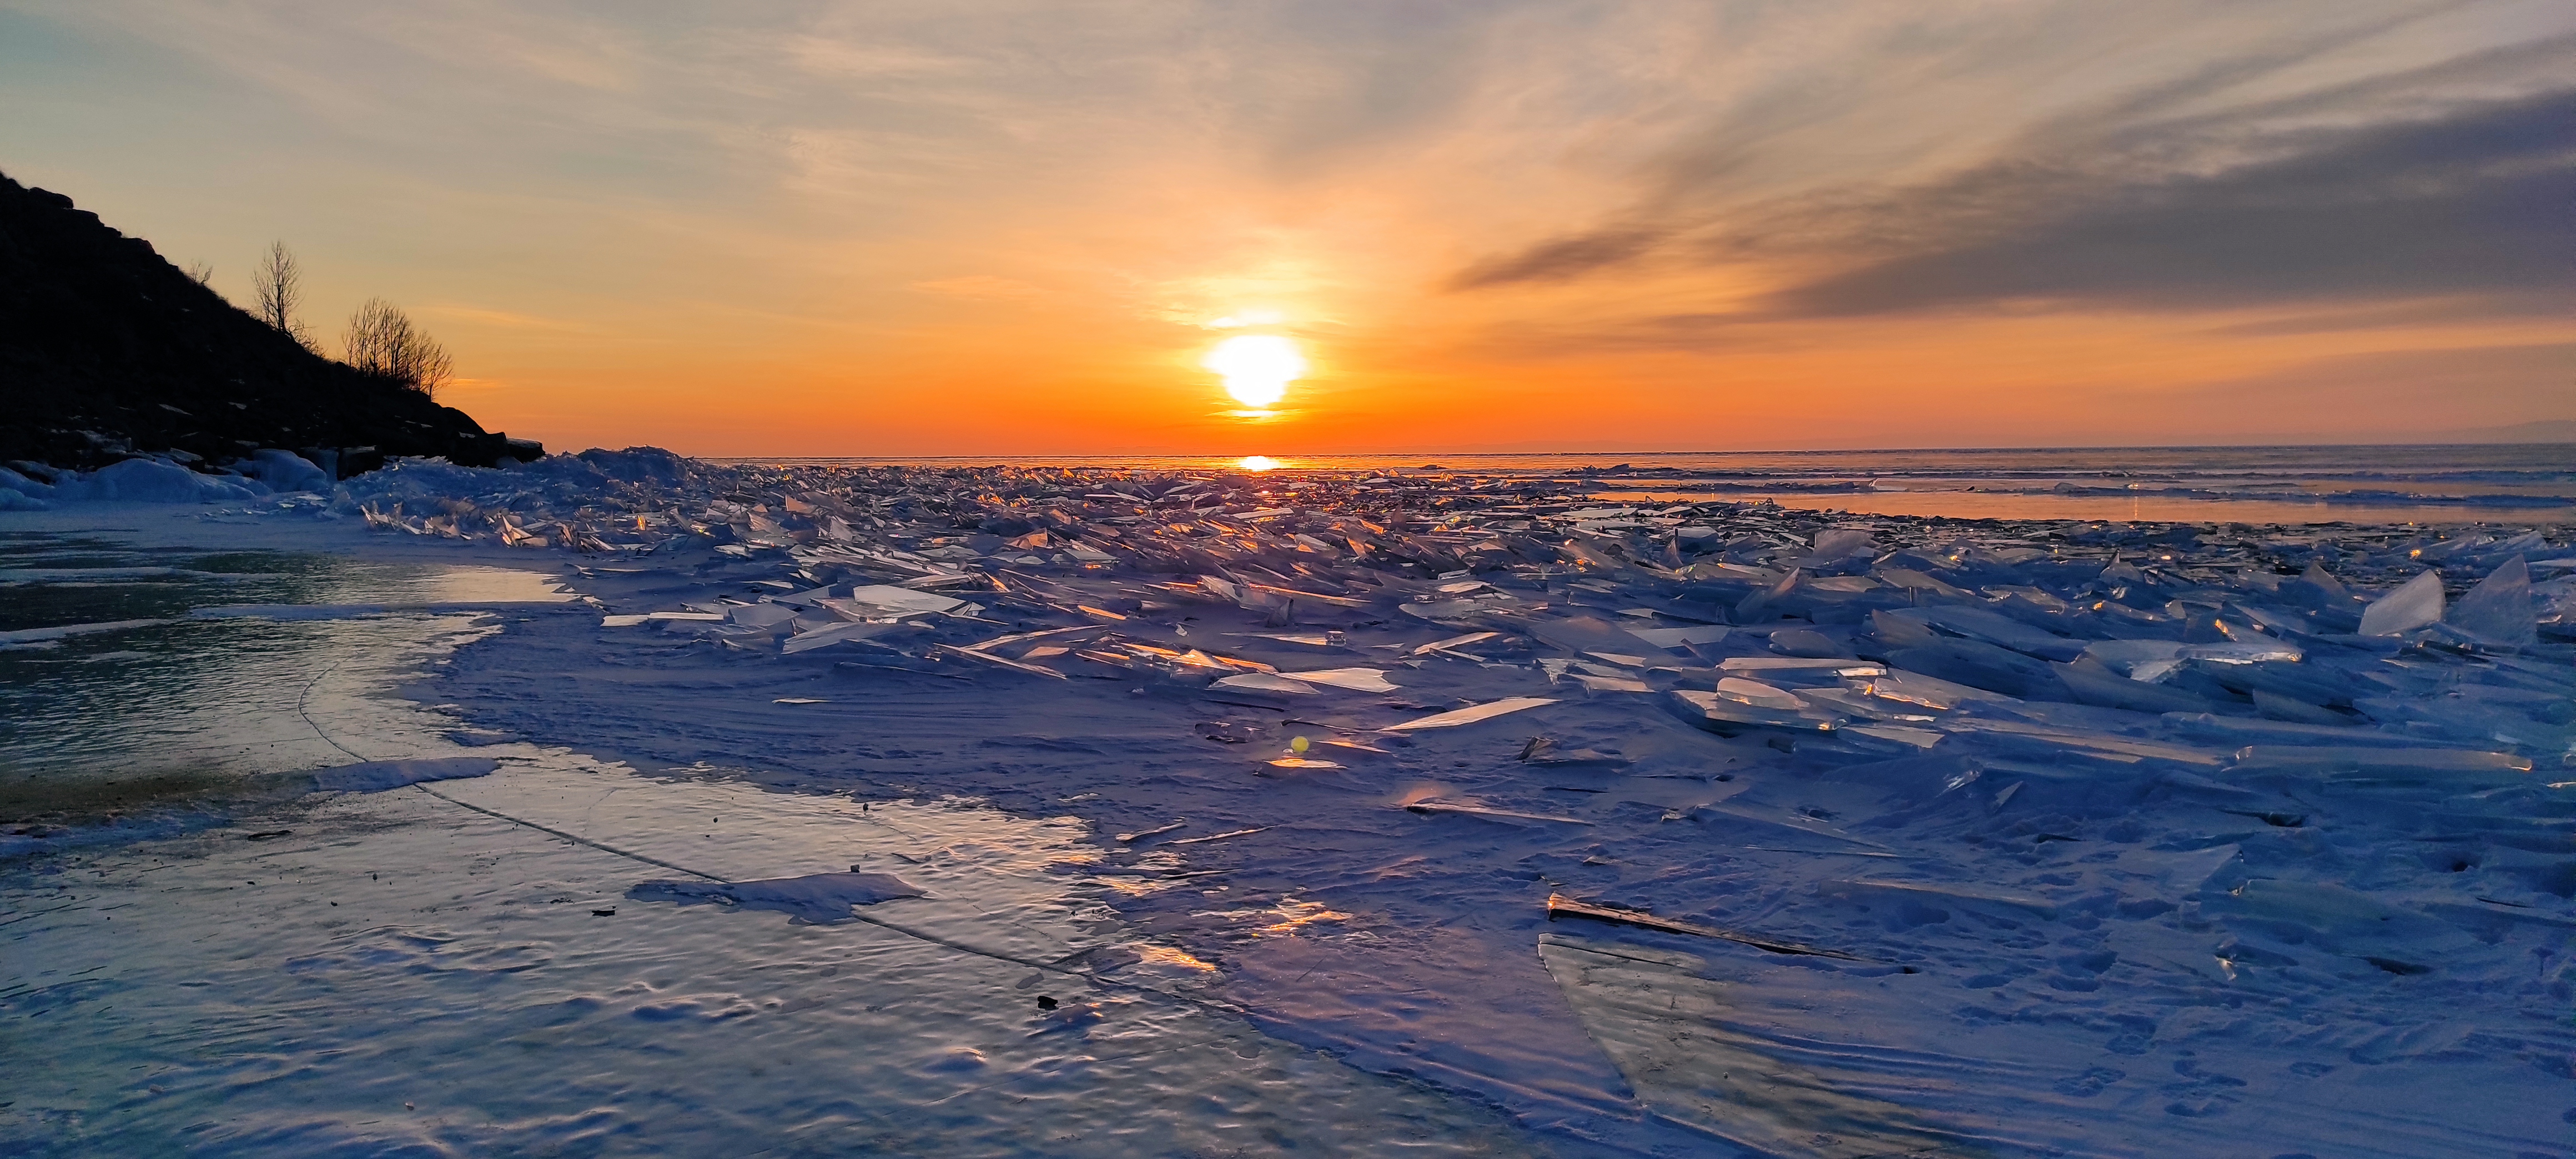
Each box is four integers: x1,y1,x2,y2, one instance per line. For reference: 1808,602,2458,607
1443,19,2576,327
1758,87,2575,317
1447,226,1664,289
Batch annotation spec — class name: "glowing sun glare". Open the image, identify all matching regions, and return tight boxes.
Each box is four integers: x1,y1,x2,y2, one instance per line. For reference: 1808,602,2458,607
1204,335,1305,409
1237,455,1280,471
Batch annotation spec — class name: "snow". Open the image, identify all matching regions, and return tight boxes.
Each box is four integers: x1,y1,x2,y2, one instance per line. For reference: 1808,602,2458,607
51,457,261,503
242,449,331,494
6,450,2576,1156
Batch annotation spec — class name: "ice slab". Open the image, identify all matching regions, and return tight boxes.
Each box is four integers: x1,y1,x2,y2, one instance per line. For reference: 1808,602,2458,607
781,619,908,653
839,584,969,616
1888,604,2085,661
1383,697,1559,730
1276,667,1401,693
1624,624,1729,649
1213,672,1320,694
2228,745,2533,777
1716,657,1883,676
2447,555,2537,646
2358,570,2444,636
1714,677,1805,709
1671,689,1840,733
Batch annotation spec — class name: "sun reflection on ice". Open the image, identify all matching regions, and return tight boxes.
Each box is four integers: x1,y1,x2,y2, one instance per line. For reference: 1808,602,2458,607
1237,455,1281,471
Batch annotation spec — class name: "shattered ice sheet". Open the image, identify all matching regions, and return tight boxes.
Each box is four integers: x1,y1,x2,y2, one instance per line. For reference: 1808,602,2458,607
11,448,2576,1156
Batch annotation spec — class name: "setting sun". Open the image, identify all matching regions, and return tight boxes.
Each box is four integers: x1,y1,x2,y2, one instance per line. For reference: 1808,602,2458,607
1203,334,1306,409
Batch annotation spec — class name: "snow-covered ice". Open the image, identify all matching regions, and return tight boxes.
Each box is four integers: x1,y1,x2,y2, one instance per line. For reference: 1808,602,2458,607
6,449,2575,1156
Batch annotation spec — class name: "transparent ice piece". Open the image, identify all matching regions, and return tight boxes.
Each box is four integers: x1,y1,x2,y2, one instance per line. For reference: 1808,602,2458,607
2356,570,2443,636
1626,624,1730,649
1383,696,1558,730
1214,672,1320,694
1275,667,1401,692
2228,745,2532,776
2446,556,2536,646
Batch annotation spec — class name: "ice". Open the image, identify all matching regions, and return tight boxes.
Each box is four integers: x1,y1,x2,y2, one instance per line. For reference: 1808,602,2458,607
1538,939,1957,1156
2227,745,2534,777
1888,604,2086,661
0,617,178,646
1623,623,1729,649
2447,555,2537,646
309,756,500,793
727,602,798,628
1543,894,1856,959
243,449,331,493
780,619,907,653
1412,631,1501,656
1275,667,1401,692
1713,676,1806,709
0,464,51,499
1671,688,1842,733
630,870,927,923
2055,658,2219,713
1212,672,1320,694
49,456,261,503
21,449,2573,1156
2357,569,2445,635
1717,656,1883,676
1805,527,1876,560
1382,697,1558,730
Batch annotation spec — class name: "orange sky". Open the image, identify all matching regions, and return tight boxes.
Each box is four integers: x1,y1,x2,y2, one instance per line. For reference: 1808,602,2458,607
6,2,2570,455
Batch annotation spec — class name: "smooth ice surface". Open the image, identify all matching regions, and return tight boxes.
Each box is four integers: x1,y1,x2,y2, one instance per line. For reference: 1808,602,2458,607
6,759,1543,1157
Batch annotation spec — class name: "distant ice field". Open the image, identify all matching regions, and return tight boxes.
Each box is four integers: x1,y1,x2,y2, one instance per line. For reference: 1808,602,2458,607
718,444,2576,525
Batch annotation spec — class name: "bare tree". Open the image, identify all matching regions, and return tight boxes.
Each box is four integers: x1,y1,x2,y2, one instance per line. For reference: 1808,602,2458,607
251,241,316,350
343,298,455,400
185,260,215,286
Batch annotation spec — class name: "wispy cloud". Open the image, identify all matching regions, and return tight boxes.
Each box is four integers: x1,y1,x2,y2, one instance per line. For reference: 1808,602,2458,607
6,0,2568,452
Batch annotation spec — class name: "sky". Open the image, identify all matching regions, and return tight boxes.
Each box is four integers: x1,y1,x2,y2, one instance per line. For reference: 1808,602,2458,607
2,1,2569,456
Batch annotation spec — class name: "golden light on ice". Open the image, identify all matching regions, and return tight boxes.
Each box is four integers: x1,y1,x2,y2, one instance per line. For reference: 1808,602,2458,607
1204,334,1306,409
1236,455,1281,471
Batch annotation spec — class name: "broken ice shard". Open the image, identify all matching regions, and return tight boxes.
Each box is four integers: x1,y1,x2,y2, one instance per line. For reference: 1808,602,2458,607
1383,697,1558,730
2357,570,2443,636
2446,555,2537,646
1275,667,1401,693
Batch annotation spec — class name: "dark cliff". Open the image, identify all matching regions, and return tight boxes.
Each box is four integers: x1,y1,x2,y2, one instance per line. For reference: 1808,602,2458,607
0,172,536,473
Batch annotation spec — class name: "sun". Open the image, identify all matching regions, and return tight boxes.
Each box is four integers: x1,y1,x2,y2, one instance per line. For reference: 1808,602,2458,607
1204,335,1306,409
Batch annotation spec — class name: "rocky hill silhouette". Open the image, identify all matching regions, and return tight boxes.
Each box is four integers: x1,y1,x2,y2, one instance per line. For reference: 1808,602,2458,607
0,172,535,473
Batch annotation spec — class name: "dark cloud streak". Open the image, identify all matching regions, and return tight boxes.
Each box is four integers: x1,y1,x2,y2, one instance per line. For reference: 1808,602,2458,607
1446,225,1664,289
1763,88,2574,316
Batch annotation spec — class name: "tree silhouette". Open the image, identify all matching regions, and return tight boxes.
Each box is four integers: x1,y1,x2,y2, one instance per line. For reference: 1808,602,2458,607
342,298,454,400
250,241,316,351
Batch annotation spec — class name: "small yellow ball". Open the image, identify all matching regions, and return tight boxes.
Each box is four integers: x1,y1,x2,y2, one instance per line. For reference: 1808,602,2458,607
1290,735,1310,753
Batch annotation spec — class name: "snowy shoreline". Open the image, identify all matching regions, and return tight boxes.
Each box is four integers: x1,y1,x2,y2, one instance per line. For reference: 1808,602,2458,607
8,449,2576,1156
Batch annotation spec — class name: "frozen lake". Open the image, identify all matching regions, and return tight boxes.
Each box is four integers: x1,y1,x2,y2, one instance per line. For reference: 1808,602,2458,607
7,454,2575,1157
717,444,2576,526
0,517,1543,1156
